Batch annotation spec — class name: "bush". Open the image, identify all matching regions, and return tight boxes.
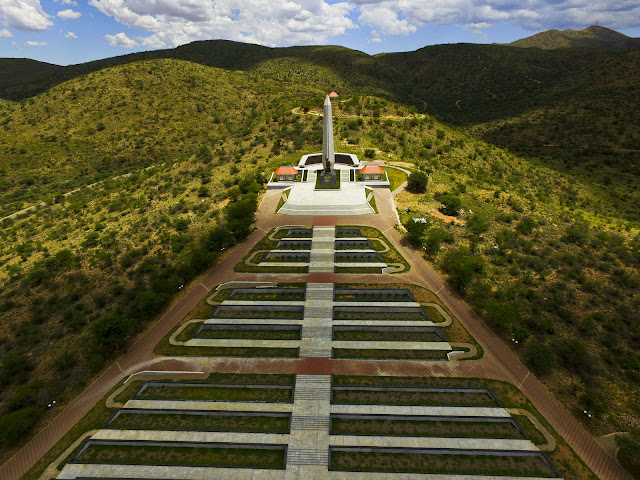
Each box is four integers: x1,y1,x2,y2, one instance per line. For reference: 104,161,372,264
407,171,429,193
439,193,462,216
0,407,41,447
364,149,375,158
555,337,590,374
423,227,453,256
516,216,537,235
525,341,556,376
617,428,640,478
467,214,490,235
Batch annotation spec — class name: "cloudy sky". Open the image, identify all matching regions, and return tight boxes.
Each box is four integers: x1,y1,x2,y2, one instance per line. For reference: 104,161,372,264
1,0,640,65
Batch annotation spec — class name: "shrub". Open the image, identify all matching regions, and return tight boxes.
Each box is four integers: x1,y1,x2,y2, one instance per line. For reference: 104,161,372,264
364,149,375,158
0,407,41,447
467,214,489,235
516,216,537,235
617,429,640,477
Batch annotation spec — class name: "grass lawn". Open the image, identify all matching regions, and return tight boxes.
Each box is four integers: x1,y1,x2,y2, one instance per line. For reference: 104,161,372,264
330,449,555,477
382,167,408,191
75,443,286,469
108,411,290,433
331,416,525,439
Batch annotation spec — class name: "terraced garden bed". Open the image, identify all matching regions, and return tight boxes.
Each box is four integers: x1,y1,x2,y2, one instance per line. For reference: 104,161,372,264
333,348,449,361
332,327,442,342
196,325,301,340
331,388,498,407
330,416,525,439
330,449,556,477
74,442,286,469
135,383,294,403
107,411,290,434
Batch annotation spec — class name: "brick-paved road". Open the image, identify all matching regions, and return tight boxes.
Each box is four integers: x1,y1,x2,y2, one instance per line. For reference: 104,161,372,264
0,188,631,480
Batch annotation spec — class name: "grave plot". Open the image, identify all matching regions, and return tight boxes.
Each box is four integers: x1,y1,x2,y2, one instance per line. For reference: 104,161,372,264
235,226,312,273
57,374,296,478
334,225,409,274
328,376,562,479
332,284,482,361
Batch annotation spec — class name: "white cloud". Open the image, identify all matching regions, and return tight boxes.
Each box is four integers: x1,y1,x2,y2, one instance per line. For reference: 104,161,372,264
0,0,53,31
0,27,13,37
59,0,78,5
90,0,355,48
65,30,77,38
359,5,416,36
26,40,47,45
105,31,139,47
350,0,640,33
57,8,81,19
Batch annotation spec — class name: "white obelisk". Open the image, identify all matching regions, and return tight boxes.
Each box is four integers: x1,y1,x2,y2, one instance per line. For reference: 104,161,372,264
322,95,335,174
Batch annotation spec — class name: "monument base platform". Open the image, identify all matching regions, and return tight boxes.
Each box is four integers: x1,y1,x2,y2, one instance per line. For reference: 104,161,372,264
316,171,339,189
278,181,374,216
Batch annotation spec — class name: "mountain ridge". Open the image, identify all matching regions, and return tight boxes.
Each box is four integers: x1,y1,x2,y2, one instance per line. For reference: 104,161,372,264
509,25,640,50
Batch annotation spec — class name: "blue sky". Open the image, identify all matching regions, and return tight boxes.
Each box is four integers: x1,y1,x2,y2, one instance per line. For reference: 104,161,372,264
1,0,640,66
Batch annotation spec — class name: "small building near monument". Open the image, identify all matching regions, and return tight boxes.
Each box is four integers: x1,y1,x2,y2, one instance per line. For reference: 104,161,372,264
359,165,385,181
274,166,299,182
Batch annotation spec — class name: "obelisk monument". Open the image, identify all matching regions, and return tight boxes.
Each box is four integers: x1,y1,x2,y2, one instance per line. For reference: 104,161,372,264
322,95,335,174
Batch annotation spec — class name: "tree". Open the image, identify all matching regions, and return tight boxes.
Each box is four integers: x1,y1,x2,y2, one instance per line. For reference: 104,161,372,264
439,194,462,216
407,171,429,193
423,227,453,256
91,315,138,351
467,213,490,235
525,341,556,376
405,219,428,246
441,247,484,291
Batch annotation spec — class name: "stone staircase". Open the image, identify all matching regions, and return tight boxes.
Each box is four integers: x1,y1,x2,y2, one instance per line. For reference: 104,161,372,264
278,203,374,216
309,228,335,274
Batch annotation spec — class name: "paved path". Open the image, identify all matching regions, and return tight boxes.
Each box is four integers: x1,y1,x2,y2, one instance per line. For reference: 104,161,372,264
1,188,631,480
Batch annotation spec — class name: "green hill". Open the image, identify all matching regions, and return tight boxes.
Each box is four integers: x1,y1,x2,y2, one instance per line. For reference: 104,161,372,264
0,41,405,103
509,25,640,51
